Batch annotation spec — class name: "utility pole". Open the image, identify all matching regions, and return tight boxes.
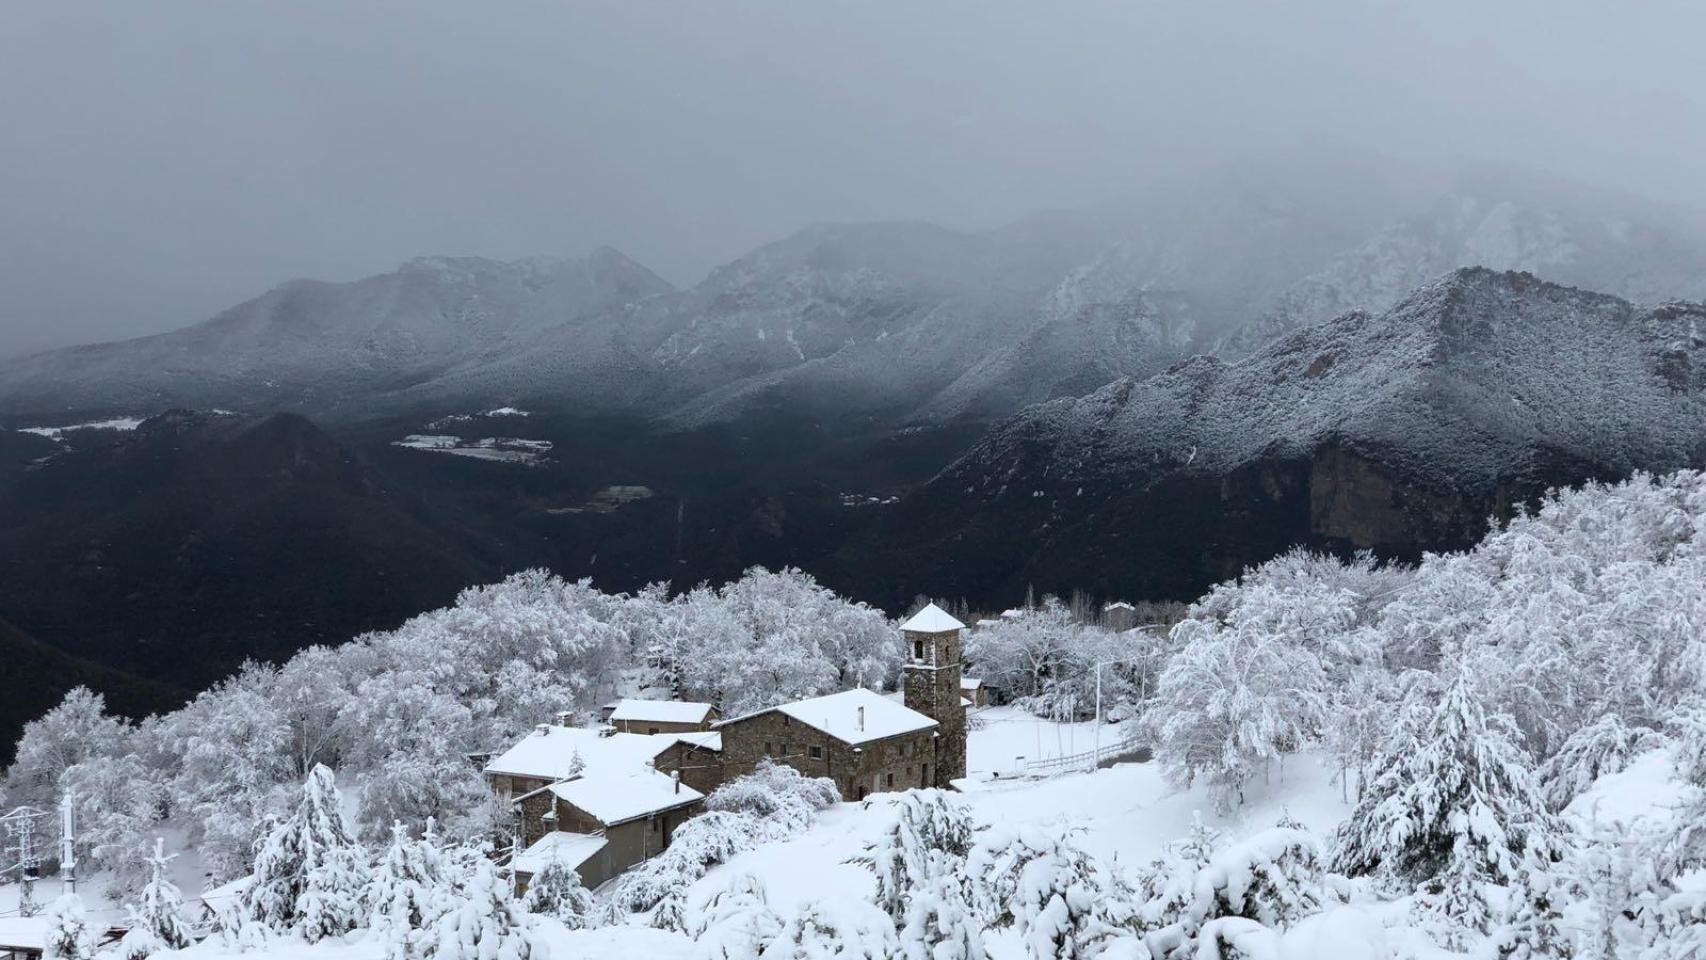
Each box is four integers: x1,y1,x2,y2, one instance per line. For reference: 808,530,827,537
2,805,49,916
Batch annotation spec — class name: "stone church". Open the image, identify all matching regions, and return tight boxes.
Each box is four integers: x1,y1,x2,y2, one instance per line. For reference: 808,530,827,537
484,603,971,889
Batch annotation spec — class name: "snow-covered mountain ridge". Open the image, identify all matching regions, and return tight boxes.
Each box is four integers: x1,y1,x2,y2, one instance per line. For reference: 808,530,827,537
9,163,1704,432
837,269,1706,607
964,268,1706,493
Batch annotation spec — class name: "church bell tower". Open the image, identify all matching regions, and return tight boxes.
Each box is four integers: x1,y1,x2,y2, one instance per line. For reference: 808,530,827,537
901,602,968,787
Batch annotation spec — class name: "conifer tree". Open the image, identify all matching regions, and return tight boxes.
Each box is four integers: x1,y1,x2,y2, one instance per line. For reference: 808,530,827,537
368,821,453,958
242,763,370,941
1492,851,1571,960
116,838,194,960
420,860,542,960
1329,675,1563,893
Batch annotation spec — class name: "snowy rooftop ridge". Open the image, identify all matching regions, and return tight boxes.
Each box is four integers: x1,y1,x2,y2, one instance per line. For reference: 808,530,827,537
549,769,703,826
608,698,716,725
482,725,677,781
900,603,965,633
718,687,938,746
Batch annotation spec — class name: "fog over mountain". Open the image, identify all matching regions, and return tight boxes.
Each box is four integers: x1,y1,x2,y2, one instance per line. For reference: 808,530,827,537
3,1,1706,355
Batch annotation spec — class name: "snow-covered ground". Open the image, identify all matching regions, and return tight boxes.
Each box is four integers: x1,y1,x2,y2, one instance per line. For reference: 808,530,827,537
16,417,145,441
390,435,552,464
4,711,1686,959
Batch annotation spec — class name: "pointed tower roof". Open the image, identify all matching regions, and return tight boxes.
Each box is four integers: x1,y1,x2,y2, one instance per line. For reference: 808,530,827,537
900,602,966,633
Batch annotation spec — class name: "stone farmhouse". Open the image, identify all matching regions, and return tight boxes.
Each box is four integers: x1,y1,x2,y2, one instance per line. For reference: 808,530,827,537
485,603,971,890
607,698,720,735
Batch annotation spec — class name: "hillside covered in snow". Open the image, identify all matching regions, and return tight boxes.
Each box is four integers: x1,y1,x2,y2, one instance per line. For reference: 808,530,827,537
851,268,1706,605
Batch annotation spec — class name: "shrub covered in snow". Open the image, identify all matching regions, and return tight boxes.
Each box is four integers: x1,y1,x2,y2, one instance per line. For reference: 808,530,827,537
43,893,95,960
688,874,783,960
704,759,840,840
519,855,596,930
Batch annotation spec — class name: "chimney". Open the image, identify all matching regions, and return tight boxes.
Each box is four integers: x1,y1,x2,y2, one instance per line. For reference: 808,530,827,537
857,706,865,732
555,710,574,726
672,770,681,795
533,723,550,737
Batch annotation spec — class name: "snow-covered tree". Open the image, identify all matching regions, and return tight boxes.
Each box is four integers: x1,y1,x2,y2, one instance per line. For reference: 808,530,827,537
969,824,1135,959
420,860,543,960
1154,601,1328,809
855,790,975,923
242,764,369,941
43,893,95,960
62,751,164,898
114,838,193,960
689,874,783,960
6,687,131,807
368,821,453,958
1491,849,1571,959
519,855,596,929
706,759,840,842
1330,674,1562,887
1535,714,1658,812
162,663,297,882
758,901,894,960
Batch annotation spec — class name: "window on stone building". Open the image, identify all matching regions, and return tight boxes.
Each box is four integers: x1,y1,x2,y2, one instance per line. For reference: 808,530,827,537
922,763,930,785
809,745,822,759
885,772,894,787
648,727,659,735
765,741,772,754
912,639,926,660
783,742,791,756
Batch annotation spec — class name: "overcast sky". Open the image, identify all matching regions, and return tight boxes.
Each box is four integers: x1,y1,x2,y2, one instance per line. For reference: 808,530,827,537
2,1,1703,355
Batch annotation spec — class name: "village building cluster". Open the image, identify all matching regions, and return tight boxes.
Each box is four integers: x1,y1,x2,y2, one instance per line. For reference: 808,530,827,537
483,604,973,890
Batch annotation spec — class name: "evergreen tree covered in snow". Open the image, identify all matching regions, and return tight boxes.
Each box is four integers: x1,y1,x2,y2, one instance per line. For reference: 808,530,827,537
1330,674,1563,888
519,854,596,929
420,860,543,960
689,874,783,960
853,791,984,960
1491,850,1571,960
242,764,369,941
855,790,975,923
1535,714,1658,813
368,821,453,958
43,893,95,960
115,838,193,960
969,824,1137,959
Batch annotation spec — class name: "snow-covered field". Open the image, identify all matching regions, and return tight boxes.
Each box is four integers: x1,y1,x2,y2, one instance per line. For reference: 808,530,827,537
390,435,552,464
16,417,145,441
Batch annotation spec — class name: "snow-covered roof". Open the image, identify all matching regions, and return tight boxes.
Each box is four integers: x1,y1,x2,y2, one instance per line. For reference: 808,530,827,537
512,831,608,877
483,725,676,781
608,698,716,725
0,918,47,951
550,770,704,826
901,603,965,633
960,677,983,690
1104,601,1135,611
675,731,723,752
721,688,937,746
